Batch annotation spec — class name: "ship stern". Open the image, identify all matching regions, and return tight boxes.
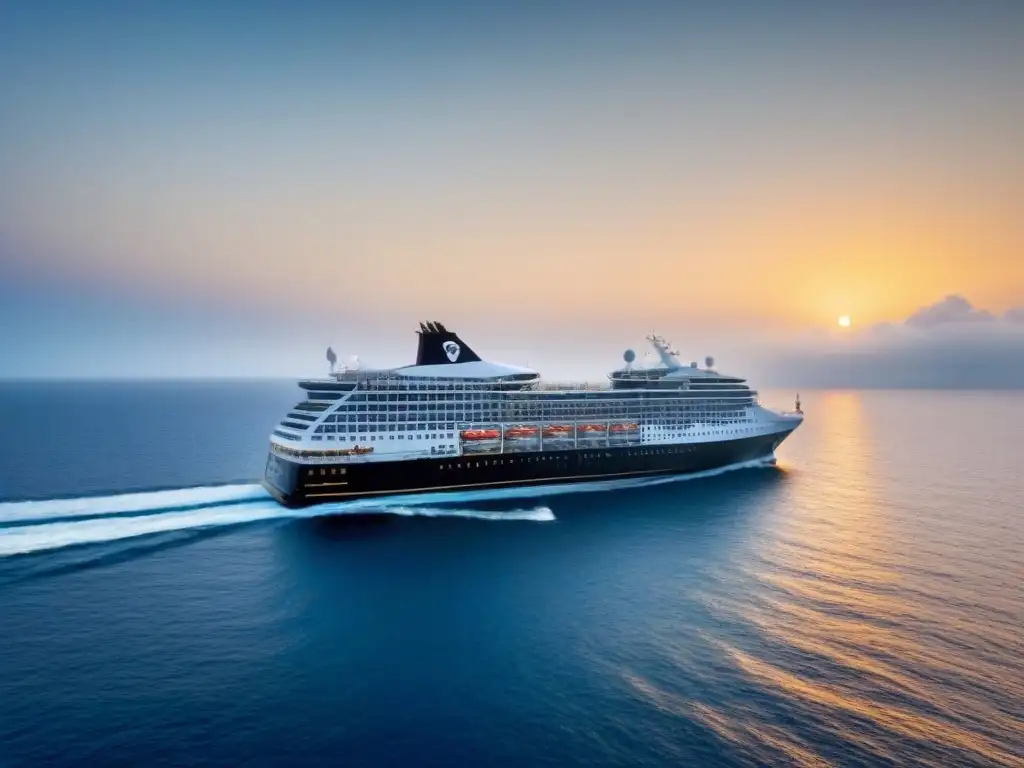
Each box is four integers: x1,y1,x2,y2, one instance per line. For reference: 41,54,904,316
262,452,306,508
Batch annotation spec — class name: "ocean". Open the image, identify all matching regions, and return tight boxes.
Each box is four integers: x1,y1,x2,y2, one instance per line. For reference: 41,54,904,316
0,382,1021,767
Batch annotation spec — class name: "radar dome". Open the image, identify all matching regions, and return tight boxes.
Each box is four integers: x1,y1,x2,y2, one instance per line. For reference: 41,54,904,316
705,356,715,369
623,349,636,364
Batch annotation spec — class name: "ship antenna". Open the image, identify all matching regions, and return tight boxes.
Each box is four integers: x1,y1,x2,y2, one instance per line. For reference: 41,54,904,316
647,332,682,369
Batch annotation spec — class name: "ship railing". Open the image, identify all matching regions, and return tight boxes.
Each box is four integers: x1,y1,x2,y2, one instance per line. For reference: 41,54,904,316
532,380,610,392
324,373,540,391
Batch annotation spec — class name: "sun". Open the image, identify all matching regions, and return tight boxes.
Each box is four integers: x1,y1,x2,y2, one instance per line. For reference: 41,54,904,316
837,315,852,328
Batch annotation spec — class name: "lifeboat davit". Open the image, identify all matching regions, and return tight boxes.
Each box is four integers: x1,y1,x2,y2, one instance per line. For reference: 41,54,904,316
504,425,539,439
461,429,500,441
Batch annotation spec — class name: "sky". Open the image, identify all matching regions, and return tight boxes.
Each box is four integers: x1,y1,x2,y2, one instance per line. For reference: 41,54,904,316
1,1,1022,383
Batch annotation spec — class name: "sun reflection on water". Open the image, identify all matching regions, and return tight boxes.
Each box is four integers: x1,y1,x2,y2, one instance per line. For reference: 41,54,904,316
618,391,1024,766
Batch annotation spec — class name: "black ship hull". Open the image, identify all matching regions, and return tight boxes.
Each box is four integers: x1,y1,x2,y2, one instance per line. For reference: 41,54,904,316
262,430,794,508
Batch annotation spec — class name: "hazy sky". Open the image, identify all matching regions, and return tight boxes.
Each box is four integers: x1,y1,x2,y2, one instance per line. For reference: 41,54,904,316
1,1,1022,380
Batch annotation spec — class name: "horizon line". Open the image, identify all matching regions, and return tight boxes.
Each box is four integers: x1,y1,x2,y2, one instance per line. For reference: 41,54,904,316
1,377,1022,392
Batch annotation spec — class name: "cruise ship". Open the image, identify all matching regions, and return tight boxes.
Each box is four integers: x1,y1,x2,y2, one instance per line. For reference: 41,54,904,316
262,323,803,507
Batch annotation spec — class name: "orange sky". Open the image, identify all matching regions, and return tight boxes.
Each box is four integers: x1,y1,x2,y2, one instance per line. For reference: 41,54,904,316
1,2,1022,359
14,162,1017,332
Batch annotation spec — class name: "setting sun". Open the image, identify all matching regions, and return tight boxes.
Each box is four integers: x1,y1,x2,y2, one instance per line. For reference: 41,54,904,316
838,315,852,328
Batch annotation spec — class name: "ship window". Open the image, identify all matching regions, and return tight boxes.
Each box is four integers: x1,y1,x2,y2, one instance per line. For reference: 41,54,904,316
295,402,330,412
309,391,344,400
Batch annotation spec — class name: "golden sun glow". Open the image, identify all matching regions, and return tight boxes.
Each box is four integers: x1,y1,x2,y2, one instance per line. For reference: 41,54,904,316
838,315,852,328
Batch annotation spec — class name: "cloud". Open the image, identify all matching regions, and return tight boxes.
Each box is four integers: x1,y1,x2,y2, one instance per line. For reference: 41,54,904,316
859,295,1024,339
904,295,995,329
756,295,1024,388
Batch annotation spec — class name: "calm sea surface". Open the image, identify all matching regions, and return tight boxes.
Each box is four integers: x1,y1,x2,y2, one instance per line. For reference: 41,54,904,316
0,383,1021,767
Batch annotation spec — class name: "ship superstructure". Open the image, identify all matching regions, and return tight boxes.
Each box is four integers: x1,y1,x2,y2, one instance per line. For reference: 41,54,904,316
262,323,802,506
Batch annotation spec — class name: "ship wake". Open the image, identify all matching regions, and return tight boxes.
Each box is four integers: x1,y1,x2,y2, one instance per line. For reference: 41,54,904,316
0,485,555,558
0,457,774,558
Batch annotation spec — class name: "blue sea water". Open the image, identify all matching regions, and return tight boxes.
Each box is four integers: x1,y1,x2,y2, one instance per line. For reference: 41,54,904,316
0,382,1022,767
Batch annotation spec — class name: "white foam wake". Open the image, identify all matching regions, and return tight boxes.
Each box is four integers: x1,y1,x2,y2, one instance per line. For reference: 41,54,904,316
334,505,556,522
0,483,267,524
0,502,284,557
0,487,557,557
0,502,556,557
0,456,773,557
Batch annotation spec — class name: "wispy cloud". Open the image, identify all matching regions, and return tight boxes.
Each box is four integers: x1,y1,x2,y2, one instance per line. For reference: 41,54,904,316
1004,306,1024,325
758,296,1024,389
905,295,997,328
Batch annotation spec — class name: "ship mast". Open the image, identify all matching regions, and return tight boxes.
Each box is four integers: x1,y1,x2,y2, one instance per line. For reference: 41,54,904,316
645,334,682,369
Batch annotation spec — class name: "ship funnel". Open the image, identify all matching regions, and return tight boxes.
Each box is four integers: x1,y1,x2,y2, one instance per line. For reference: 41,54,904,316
415,322,482,365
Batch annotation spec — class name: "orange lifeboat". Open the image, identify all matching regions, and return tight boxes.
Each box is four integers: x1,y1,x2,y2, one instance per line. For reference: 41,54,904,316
609,422,639,433
578,424,606,433
461,429,500,441
350,445,375,455
504,425,539,439
543,425,572,437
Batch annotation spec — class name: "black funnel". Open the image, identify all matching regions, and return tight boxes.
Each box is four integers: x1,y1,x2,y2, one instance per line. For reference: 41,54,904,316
415,324,482,366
